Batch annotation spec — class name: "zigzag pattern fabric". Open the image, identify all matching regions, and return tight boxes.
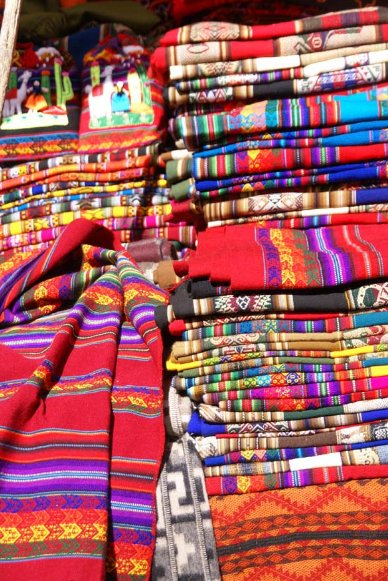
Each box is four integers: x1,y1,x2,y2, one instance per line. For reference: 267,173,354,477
209,478,388,580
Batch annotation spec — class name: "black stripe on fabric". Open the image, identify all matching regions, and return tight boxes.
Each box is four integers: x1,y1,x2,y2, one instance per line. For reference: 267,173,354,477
218,529,388,556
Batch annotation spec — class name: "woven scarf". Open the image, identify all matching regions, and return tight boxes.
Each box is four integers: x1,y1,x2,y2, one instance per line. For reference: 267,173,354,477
0,219,168,580
173,92,388,149
153,24,388,73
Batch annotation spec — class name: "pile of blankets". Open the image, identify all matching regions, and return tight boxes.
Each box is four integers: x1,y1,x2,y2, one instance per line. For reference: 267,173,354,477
159,221,388,493
157,221,388,575
152,7,388,579
2,5,388,581
152,6,388,230
0,146,196,256
0,27,197,256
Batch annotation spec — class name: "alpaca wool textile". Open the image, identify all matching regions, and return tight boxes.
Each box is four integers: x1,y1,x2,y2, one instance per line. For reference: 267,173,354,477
0,219,168,580
152,23,388,73
199,398,388,423
205,210,388,232
192,143,388,179
172,324,388,356
151,436,221,581
204,441,388,471
204,443,388,477
187,365,388,402
151,364,220,580
172,93,388,150
178,310,388,339
194,125,388,155
172,48,388,91
0,223,196,256
176,361,388,394
194,419,388,457
170,309,388,335
181,163,388,201
202,187,388,223
167,63,388,105
209,478,388,580
156,6,388,515
190,401,388,435
181,223,388,291
0,148,197,256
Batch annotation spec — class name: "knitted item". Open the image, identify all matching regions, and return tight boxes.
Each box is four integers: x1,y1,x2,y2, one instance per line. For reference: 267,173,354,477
151,436,221,581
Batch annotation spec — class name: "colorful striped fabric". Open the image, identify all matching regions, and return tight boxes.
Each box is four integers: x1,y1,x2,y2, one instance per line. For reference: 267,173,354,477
168,63,388,105
167,43,388,81
153,24,388,72
183,223,388,291
0,146,197,255
0,219,168,580
172,49,388,91
173,92,388,150
155,6,388,516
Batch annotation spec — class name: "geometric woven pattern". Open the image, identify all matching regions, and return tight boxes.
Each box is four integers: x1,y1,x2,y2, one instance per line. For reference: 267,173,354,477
210,478,388,580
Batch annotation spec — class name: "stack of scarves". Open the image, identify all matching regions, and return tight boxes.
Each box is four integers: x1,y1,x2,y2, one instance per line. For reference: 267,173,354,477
0,218,168,580
151,6,388,231
156,222,388,497
151,9,388,579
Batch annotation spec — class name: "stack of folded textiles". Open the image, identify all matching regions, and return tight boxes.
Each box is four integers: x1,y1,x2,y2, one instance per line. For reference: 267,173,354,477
0,28,197,256
152,6,388,229
156,221,388,496
0,145,196,255
153,8,388,578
